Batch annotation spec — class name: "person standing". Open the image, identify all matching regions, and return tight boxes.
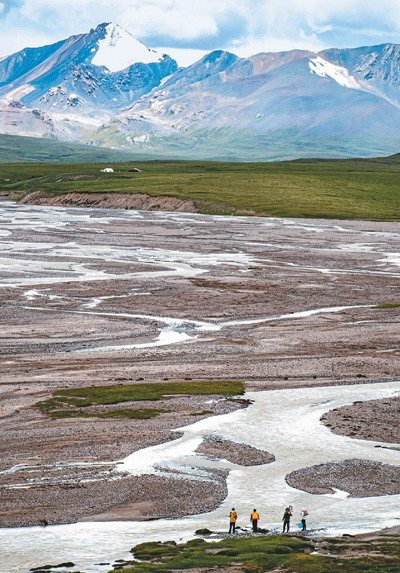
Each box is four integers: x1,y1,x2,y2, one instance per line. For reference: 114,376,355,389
250,508,259,532
229,507,238,534
300,508,308,532
282,505,293,533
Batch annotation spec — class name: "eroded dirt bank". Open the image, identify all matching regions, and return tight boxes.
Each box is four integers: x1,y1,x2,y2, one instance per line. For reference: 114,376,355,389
19,191,200,213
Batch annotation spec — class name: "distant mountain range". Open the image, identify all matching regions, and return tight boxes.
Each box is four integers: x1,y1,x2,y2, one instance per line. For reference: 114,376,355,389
2,23,400,161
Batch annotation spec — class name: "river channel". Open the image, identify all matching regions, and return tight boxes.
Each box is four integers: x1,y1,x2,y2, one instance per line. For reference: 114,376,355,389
2,381,400,573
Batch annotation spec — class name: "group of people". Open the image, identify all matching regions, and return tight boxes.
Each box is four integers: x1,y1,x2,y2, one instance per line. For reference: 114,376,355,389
229,506,309,534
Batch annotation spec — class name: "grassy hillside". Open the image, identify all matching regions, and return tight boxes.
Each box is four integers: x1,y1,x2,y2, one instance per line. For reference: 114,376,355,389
1,155,400,220
0,134,138,163
90,126,400,162
2,130,400,163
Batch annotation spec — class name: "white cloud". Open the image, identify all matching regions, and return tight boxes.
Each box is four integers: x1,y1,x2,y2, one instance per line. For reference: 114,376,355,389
2,0,400,59
120,2,219,41
222,0,400,57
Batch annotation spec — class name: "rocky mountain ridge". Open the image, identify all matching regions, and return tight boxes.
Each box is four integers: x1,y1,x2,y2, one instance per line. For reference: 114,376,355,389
2,24,400,160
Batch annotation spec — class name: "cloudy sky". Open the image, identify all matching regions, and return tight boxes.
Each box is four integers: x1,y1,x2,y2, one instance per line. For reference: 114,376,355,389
1,0,400,65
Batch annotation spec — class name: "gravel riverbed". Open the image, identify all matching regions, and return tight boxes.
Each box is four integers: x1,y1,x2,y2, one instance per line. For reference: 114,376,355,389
1,203,399,528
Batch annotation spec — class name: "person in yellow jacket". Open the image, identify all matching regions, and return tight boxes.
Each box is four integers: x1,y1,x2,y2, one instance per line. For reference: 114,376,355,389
250,509,259,532
229,507,238,534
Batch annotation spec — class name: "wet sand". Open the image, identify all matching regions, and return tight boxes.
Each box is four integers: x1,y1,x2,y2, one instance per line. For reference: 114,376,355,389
1,202,400,528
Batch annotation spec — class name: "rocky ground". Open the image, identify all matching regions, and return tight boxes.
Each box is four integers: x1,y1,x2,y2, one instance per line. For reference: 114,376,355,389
285,459,400,497
196,436,275,465
321,396,400,443
1,202,399,528
2,471,230,528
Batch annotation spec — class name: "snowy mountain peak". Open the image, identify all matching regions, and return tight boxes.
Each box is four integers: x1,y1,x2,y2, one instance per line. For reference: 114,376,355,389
91,23,161,72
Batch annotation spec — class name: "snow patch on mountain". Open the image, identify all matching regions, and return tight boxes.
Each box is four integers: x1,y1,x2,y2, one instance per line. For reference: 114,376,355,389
91,23,161,72
309,56,360,90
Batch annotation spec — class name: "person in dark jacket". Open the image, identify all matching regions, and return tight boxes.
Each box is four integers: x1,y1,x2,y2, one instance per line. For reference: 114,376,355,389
282,505,293,533
250,509,259,532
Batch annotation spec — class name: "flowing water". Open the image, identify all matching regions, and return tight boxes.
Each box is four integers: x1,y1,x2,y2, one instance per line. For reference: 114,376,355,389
1,381,400,573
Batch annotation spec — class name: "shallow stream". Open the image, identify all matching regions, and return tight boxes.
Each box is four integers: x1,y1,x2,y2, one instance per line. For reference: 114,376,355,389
2,381,400,573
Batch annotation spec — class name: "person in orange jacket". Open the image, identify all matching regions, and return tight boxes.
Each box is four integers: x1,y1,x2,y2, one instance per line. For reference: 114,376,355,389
250,508,259,532
229,507,238,534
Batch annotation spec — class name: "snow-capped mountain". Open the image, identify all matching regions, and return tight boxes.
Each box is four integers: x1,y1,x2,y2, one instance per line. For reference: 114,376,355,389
0,23,177,122
2,25,400,159
91,23,161,71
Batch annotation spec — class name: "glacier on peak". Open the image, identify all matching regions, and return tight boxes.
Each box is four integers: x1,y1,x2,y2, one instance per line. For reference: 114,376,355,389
91,23,162,72
309,56,361,90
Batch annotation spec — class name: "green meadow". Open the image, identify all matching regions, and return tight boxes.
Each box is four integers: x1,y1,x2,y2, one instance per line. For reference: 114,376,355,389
1,154,400,219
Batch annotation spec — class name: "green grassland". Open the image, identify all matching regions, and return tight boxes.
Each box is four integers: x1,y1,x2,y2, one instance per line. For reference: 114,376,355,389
35,381,245,419
1,154,400,219
108,533,400,572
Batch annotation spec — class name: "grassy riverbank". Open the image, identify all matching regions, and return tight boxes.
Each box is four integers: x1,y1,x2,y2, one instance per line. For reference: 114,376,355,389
2,155,400,219
109,532,400,572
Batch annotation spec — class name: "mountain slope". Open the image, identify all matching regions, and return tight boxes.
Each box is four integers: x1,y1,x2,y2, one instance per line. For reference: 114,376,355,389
0,133,138,162
96,46,400,159
2,27,400,160
0,23,177,119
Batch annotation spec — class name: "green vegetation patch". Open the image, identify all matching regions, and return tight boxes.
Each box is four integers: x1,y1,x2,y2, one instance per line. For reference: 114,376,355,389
36,381,244,420
108,533,400,572
190,410,213,416
372,302,400,309
48,408,169,420
123,536,310,572
2,156,400,220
